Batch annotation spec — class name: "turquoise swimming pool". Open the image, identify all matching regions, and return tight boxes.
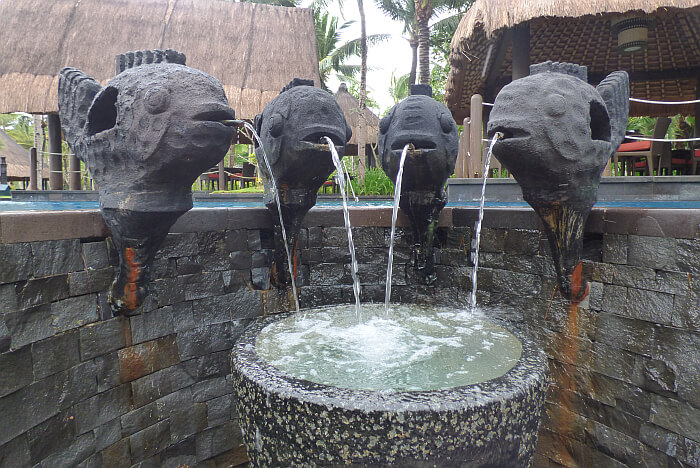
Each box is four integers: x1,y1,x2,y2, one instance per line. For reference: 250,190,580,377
1,199,699,212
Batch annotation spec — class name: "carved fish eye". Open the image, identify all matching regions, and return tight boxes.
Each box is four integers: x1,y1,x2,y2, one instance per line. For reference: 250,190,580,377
144,87,170,114
269,113,284,138
439,112,454,133
545,95,567,117
379,111,392,134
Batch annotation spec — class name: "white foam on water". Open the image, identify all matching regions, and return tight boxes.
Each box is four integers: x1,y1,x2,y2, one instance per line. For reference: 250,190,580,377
256,304,522,391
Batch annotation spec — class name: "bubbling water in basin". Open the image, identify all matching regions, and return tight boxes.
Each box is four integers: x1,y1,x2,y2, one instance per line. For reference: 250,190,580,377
255,303,522,392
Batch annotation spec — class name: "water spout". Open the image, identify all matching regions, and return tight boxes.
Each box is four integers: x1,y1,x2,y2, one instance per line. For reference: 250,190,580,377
243,122,300,312
470,134,502,310
326,137,362,317
385,144,410,311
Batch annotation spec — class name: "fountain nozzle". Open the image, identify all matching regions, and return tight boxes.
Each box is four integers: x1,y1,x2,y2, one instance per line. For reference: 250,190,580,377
221,119,245,128
495,131,504,140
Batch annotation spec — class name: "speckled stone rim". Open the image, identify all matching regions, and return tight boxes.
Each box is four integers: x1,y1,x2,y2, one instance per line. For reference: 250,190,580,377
232,308,550,467
233,311,548,412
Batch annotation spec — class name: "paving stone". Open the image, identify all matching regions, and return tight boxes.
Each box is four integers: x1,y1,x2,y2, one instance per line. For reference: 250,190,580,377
678,436,700,467
194,350,231,380
27,411,78,465
677,238,700,276
16,274,70,309
158,233,200,258
596,313,657,357
180,272,225,302
251,267,270,290
627,235,679,272
0,283,18,314
93,417,121,452
610,264,656,289
95,352,121,392
224,229,247,252
192,376,231,403
80,316,130,360
191,290,262,326
118,335,180,383
5,303,54,349
68,268,113,296
310,263,346,285
600,284,627,314
100,439,130,467
650,394,700,442
0,435,30,468
129,306,174,344
35,426,95,468
672,293,700,332
0,318,10,353
639,422,680,457
161,437,197,468
195,421,242,462
0,346,32,398
590,342,643,387
206,394,233,428
586,420,668,468
129,420,171,463
81,242,109,271
121,400,160,436
655,270,697,295
175,257,203,275
74,384,133,435
623,288,674,324
32,330,80,379
51,294,99,334
171,301,196,332
251,250,272,268
602,233,628,265
641,357,678,393
352,227,385,248
307,226,322,248
31,239,83,277
130,361,197,408
0,243,31,284
170,404,208,443
176,322,246,360
229,251,252,270
246,230,261,250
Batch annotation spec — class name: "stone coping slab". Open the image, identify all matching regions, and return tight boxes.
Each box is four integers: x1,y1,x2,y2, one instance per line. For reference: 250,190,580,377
1,206,698,243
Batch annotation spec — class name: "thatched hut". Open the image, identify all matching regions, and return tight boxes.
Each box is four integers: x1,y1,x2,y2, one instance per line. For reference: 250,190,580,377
0,0,321,120
334,83,380,158
445,0,700,120
0,131,48,185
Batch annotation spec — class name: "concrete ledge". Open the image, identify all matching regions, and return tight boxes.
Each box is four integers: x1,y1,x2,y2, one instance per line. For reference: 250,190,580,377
1,206,698,243
448,176,700,202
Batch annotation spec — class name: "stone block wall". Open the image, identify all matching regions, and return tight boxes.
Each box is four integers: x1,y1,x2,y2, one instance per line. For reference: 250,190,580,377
0,206,698,468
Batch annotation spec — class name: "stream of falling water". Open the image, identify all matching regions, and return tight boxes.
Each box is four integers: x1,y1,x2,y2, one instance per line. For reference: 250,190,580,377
242,122,300,312
385,144,410,311
470,134,502,310
325,137,362,318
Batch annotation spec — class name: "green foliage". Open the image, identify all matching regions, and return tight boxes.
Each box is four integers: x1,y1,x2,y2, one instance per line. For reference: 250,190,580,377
314,9,389,91
350,167,395,195
389,72,410,104
627,114,695,147
341,79,381,111
1,113,35,149
429,58,449,103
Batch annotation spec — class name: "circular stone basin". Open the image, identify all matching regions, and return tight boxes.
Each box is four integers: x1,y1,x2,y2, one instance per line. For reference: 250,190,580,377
232,304,549,467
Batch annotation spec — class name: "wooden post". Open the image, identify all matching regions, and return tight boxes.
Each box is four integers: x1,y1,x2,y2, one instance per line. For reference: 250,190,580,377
455,118,466,178
47,114,63,190
218,160,225,191
512,23,530,81
69,155,81,190
29,147,38,190
469,94,484,177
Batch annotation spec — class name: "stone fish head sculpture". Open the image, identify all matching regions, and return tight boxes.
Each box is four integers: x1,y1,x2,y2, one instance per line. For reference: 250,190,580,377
379,84,459,284
59,49,236,314
254,78,351,285
487,61,629,302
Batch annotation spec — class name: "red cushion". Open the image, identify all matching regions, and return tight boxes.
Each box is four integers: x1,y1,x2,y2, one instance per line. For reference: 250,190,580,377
207,174,218,180
618,141,651,152
672,158,691,165
695,149,700,158
634,161,648,168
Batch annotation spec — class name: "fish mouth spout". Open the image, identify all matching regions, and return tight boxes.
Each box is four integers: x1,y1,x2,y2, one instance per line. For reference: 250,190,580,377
192,103,237,125
390,136,438,152
299,128,345,150
488,125,530,142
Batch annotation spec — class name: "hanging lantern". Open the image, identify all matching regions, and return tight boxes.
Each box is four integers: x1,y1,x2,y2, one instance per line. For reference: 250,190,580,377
612,16,650,54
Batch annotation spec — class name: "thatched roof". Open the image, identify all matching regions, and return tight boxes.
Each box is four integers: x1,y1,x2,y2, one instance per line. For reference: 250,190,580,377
0,131,48,181
445,0,700,120
0,0,321,119
334,83,379,154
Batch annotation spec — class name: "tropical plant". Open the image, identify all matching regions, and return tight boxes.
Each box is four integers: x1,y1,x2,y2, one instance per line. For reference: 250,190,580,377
2,113,35,149
350,167,395,195
314,9,389,91
389,71,410,104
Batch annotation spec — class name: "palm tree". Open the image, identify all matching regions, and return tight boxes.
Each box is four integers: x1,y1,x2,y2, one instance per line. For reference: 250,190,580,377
315,9,388,91
414,0,432,84
375,0,418,85
389,71,410,104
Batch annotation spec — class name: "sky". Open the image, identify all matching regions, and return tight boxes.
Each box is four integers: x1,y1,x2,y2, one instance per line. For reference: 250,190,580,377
310,0,415,114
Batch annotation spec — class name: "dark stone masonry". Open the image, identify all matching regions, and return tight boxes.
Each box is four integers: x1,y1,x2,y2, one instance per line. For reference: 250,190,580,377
0,205,698,467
